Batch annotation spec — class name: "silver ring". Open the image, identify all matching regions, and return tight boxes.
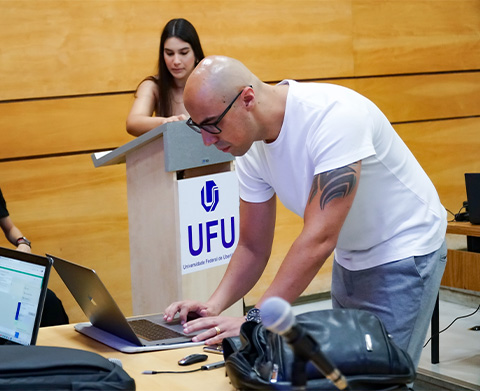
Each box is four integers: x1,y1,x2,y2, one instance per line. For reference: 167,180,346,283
214,326,221,335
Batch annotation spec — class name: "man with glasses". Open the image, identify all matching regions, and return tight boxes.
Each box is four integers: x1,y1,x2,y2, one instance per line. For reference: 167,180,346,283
164,55,447,369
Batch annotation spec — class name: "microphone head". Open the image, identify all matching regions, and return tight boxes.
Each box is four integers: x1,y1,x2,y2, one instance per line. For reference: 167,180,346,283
260,297,295,335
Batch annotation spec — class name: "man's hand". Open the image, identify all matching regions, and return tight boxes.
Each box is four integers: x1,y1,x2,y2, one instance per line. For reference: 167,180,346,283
164,300,245,345
184,316,244,345
163,300,216,324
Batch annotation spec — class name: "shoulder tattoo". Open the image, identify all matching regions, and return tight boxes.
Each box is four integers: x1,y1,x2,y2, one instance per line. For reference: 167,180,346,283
309,163,359,209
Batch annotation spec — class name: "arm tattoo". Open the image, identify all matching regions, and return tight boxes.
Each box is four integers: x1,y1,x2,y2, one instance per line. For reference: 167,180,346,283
309,163,358,210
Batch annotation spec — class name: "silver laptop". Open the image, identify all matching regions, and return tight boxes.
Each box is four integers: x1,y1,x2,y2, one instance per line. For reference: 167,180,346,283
47,254,203,353
0,247,52,346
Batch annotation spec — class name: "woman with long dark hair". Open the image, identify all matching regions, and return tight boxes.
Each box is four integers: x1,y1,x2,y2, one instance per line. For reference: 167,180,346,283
126,18,205,136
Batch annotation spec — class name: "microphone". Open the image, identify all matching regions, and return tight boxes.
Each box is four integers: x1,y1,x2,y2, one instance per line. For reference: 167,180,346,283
260,297,349,390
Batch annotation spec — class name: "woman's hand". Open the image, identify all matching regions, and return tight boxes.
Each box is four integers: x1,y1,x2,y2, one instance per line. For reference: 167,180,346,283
164,114,188,123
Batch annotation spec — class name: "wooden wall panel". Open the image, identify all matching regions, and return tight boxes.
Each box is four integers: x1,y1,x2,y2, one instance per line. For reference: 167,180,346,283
0,0,353,100
0,155,130,323
353,0,480,75
395,117,480,214
2,72,478,159
203,0,354,82
0,95,134,160
3,1,479,100
348,72,480,123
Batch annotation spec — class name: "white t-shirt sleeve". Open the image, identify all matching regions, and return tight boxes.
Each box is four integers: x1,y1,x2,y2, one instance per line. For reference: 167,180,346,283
308,100,376,175
236,144,275,203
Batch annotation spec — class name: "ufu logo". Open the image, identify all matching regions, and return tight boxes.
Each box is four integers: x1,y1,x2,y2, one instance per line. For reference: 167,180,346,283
201,180,219,212
188,180,236,256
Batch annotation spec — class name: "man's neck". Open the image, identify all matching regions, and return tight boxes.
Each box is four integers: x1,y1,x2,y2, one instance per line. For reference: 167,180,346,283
261,84,289,144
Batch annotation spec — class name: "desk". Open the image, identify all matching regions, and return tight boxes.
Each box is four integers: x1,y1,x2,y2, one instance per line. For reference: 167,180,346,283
37,324,232,391
431,221,480,364
446,221,480,237
443,221,480,292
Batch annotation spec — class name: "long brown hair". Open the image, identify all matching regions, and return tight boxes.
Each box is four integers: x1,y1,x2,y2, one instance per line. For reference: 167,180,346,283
147,18,205,117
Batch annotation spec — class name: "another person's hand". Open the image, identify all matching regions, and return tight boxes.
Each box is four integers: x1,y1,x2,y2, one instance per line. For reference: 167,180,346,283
183,316,244,345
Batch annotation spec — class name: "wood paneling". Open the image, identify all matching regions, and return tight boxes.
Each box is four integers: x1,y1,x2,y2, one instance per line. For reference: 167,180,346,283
0,95,134,160
395,117,480,213
3,1,479,100
0,155,130,323
2,72,478,160
353,0,480,75
0,0,353,100
347,72,480,123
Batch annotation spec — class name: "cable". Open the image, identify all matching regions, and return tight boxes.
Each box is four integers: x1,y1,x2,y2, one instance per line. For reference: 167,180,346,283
143,361,225,375
445,208,456,222
449,203,470,222
423,304,480,348
143,368,202,375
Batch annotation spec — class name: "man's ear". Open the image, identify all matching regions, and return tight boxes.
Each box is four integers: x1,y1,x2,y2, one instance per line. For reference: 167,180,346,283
243,86,255,109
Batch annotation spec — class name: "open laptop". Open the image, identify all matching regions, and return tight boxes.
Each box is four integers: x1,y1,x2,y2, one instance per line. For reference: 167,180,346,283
0,247,52,346
465,173,480,225
48,254,204,353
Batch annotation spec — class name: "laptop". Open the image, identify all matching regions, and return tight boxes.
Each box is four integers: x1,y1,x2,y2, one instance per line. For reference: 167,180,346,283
47,254,204,353
465,173,480,225
0,247,52,346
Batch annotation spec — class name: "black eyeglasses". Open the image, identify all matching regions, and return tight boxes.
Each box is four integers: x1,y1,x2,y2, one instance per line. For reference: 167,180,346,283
186,85,252,134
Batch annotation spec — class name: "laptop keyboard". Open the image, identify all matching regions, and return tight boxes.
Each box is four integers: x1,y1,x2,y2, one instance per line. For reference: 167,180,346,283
128,319,185,341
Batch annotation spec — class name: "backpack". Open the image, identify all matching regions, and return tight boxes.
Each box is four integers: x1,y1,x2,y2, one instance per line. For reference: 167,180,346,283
0,345,135,390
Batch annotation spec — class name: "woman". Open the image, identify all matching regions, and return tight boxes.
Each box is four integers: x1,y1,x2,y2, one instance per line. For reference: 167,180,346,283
126,18,205,136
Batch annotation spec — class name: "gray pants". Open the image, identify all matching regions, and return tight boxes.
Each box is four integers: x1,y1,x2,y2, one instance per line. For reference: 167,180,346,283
331,240,447,368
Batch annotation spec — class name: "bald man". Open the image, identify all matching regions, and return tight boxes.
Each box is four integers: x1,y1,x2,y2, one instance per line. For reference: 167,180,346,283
164,56,447,368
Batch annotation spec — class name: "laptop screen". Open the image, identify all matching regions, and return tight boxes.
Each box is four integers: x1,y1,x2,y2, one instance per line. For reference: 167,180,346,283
0,248,51,345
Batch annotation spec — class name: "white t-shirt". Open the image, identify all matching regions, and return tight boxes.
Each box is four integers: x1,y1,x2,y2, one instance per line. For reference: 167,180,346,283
235,80,446,270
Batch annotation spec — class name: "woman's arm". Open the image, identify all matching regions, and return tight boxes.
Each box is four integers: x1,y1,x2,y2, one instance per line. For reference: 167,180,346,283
0,216,32,253
126,79,187,137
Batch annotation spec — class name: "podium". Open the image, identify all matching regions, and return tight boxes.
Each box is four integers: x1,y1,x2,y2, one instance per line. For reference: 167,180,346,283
92,122,243,317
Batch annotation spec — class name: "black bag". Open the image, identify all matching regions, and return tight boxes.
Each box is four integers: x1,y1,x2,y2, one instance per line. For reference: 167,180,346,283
0,345,135,390
222,309,415,390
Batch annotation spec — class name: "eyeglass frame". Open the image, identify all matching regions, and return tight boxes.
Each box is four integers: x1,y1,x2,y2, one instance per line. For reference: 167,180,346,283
186,85,252,134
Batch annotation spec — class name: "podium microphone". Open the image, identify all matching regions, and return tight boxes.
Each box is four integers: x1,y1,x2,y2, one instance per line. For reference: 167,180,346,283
260,297,349,390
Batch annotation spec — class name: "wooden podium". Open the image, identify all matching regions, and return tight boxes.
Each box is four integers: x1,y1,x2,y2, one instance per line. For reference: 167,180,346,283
92,122,243,317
